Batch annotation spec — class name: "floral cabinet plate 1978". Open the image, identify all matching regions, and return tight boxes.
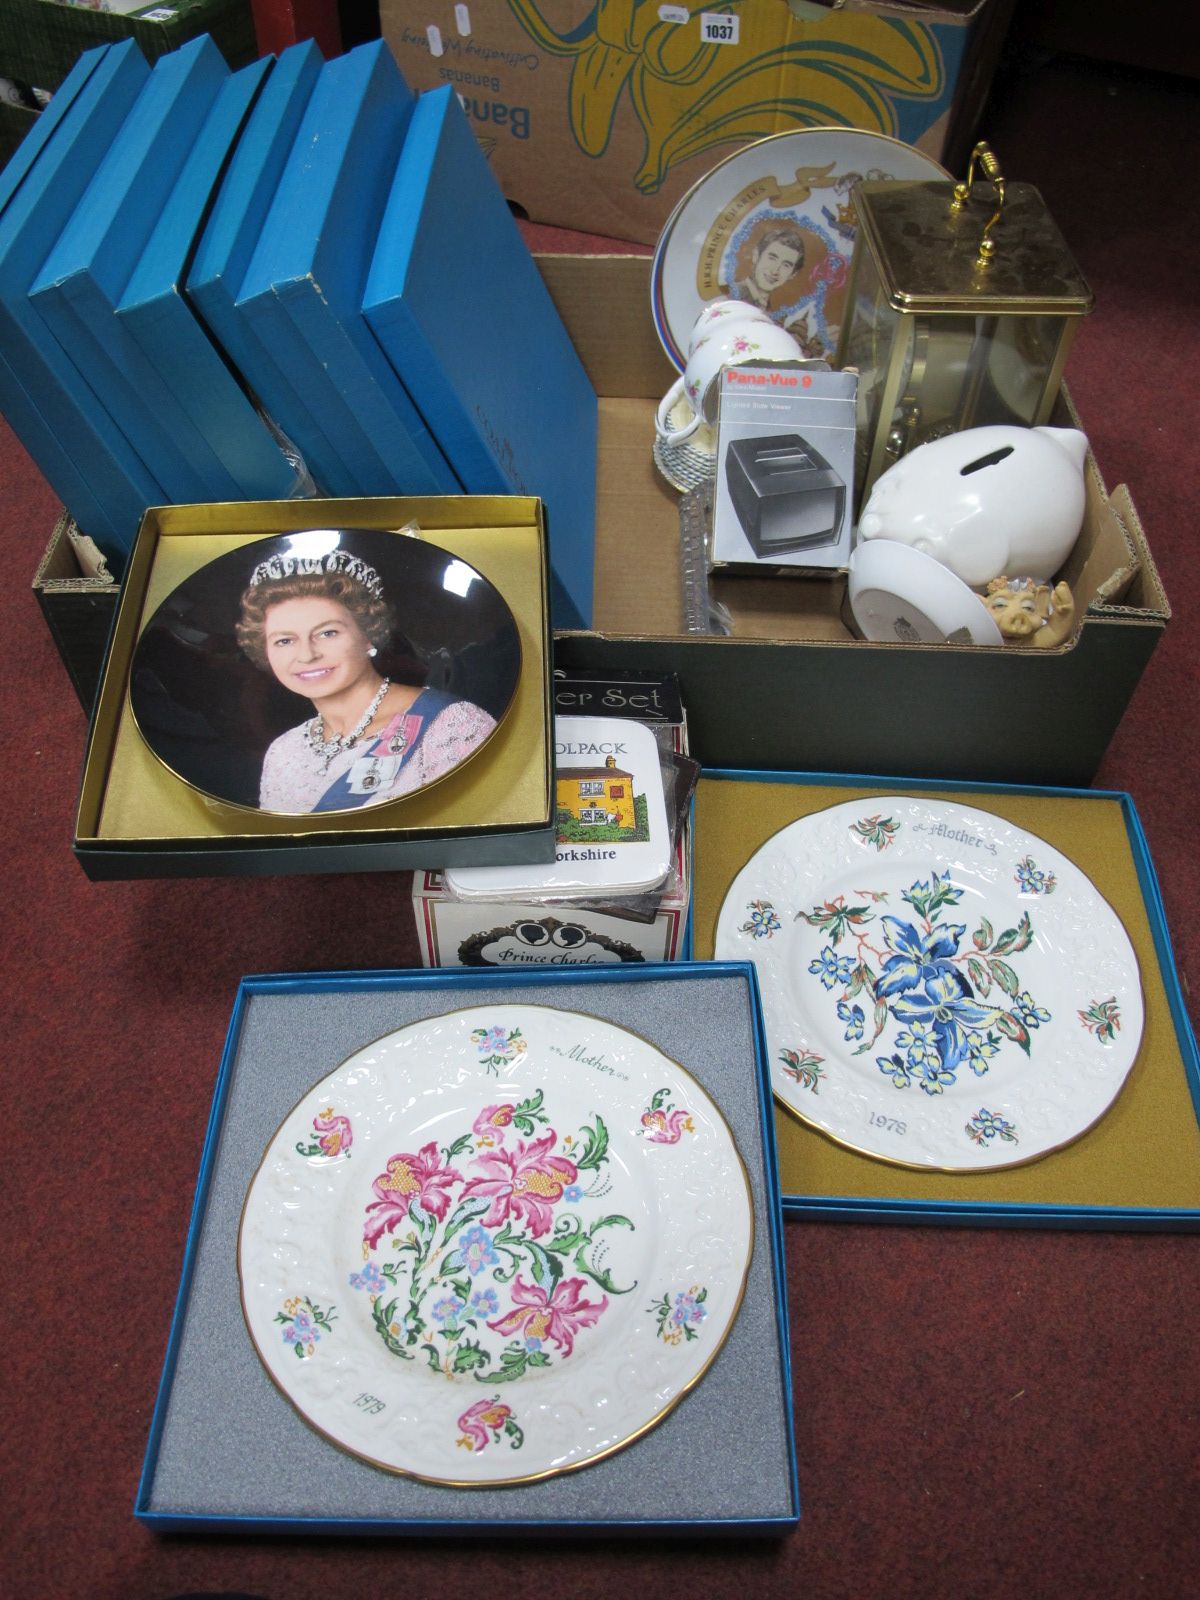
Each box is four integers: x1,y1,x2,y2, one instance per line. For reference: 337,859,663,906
715,797,1144,1172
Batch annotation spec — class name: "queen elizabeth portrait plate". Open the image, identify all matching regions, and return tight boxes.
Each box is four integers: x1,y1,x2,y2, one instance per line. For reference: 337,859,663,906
652,128,948,372
714,798,1144,1171
238,1004,753,1484
128,527,520,816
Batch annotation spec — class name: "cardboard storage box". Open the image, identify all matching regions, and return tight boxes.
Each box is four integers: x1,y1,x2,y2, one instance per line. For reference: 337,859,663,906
137,962,799,1534
36,252,1168,788
32,508,118,709
0,0,256,94
545,253,1167,787
691,769,1200,1229
74,495,556,879
380,0,1013,245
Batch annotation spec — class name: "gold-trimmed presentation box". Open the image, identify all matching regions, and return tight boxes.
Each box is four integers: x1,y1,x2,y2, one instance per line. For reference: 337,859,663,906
74,495,556,881
691,769,1200,1229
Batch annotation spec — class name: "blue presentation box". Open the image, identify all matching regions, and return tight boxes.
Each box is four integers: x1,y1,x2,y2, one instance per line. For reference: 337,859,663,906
0,40,163,564
28,39,297,507
136,963,798,1535
692,769,1200,1231
114,57,300,503
364,86,598,630
186,39,348,495
0,41,108,212
233,41,459,498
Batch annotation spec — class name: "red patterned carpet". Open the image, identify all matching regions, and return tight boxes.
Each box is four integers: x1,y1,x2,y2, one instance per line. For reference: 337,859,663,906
0,43,1197,1600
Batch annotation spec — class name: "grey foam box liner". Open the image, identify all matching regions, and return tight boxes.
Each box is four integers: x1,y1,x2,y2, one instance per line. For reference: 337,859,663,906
142,970,797,1530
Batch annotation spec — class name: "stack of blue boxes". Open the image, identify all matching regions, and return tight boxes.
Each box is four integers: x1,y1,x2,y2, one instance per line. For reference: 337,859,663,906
0,35,597,628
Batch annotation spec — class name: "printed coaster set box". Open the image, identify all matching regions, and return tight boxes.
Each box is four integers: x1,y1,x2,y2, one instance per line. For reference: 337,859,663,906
74,496,557,879
380,0,1011,245
413,671,694,967
137,963,799,1534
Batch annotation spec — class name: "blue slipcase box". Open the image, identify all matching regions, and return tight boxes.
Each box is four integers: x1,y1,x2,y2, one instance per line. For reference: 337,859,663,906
115,56,300,502
364,85,597,631
0,39,164,563
136,963,799,1534
186,39,346,494
0,39,107,211
0,46,118,547
28,39,298,507
692,769,1200,1231
232,41,459,499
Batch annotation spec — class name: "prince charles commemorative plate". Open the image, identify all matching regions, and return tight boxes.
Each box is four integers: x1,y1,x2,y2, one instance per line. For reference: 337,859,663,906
714,797,1143,1171
652,128,948,371
239,1004,753,1484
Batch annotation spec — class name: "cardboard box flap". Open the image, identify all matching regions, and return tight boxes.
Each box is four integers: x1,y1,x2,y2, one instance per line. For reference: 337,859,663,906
1063,448,1138,613
1099,484,1170,619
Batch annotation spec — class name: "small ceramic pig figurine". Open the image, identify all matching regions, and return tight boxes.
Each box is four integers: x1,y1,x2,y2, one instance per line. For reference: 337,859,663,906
858,425,1088,587
981,576,1076,648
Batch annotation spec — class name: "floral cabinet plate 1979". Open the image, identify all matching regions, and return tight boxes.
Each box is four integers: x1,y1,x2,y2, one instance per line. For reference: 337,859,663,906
239,1003,754,1485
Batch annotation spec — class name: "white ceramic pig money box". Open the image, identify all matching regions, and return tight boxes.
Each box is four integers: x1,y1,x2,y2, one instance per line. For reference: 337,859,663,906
857,425,1089,588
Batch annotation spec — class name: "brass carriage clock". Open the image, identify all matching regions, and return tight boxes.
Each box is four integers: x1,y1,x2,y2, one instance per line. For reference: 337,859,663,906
835,142,1094,501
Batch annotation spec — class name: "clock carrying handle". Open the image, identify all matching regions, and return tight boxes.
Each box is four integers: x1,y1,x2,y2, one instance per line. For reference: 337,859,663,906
949,140,1006,265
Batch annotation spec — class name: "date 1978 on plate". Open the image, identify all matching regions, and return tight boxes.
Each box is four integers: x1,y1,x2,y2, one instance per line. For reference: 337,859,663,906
868,1112,906,1136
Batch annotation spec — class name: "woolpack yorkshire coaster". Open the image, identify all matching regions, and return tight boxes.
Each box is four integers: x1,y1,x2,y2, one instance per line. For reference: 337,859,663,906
444,717,672,901
714,796,1144,1172
238,1002,753,1485
128,527,520,815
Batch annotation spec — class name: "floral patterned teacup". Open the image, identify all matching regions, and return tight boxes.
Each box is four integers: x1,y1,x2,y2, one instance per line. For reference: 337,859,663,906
656,319,804,447
686,296,776,356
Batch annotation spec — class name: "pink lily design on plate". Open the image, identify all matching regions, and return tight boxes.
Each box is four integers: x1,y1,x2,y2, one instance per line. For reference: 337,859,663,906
461,1131,577,1237
363,1143,462,1248
313,1108,352,1158
640,1105,694,1144
487,1275,608,1357
456,1397,523,1453
472,1102,516,1143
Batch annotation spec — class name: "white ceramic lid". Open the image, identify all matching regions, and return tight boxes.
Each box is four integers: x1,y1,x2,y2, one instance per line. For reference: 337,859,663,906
847,538,1004,646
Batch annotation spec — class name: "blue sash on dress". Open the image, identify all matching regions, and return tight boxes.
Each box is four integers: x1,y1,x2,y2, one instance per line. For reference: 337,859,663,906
311,687,458,812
